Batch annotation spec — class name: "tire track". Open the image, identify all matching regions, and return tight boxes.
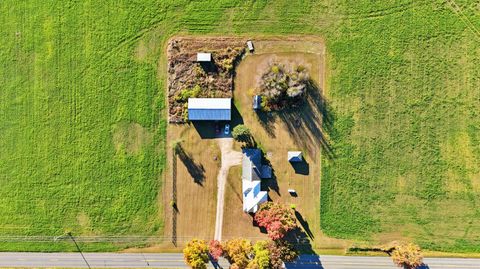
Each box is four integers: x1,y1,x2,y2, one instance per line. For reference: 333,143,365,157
446,0,480,40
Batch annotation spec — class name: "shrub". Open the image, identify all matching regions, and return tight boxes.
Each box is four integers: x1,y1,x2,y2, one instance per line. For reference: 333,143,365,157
183,239,209,269
271,65,281,74
254,202,297,240
175,85,202,102
250,241,270,269
267,240,298,269
391,243,423,269
224,238,253,269
260,97,271,112
232,124,251,141
208,240,223,262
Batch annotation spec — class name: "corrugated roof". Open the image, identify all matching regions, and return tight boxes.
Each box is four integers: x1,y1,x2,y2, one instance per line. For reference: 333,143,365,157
187,98,231,121
188,98,231,109
188,109,231,121
197,52,211,62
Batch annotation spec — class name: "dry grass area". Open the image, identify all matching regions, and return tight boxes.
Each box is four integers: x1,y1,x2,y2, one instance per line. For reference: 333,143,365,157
224,37,349,251
162,123,221,247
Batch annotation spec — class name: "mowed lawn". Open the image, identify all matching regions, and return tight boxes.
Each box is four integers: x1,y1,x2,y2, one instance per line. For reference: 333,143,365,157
0,0,479,252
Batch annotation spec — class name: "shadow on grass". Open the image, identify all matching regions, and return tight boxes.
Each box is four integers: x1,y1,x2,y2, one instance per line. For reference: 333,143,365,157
175,144,205,186
255,110,276,138
284,227,315,255
279,80,335,160
256,80,335,160
291,159,309,175
294,210,314,239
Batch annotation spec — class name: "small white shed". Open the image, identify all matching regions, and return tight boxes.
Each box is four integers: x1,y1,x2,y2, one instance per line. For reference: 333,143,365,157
288,151,303,162
196,52,211,62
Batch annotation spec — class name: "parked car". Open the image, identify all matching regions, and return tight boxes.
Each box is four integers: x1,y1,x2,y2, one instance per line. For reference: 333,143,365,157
224,124,230,135
215,123,220,134
246,40,254,52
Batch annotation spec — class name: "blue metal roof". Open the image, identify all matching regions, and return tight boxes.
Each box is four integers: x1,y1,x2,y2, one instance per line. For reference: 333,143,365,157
188,108,231,121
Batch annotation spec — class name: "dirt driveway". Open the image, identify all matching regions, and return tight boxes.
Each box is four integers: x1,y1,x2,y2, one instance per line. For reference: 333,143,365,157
214,138,242,241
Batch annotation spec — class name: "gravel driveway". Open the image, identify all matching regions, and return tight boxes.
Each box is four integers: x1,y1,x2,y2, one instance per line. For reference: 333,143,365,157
214,138,242,241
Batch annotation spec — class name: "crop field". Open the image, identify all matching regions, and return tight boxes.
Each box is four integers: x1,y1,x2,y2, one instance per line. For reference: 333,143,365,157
1,0,479,252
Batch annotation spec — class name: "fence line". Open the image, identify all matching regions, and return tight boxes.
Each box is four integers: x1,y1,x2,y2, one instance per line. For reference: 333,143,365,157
171,148,178,246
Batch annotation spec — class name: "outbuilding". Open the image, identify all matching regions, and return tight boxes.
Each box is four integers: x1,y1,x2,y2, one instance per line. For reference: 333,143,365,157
288,151,303,162
196,52,212,62
188,98,231,121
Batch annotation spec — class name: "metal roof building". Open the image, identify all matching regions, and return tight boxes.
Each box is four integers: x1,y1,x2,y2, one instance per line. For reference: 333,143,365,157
188,98,231,121
196,52,211,62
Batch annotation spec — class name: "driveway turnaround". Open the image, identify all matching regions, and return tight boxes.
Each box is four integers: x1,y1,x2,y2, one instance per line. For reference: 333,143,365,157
0,253,479,268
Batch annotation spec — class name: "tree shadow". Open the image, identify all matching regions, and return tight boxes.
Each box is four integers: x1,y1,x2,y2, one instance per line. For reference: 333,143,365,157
294,210,314,239
277,79,335,160
283,227,315,255
175,144,205,185
255,110,276,138
208,253,223,269
291,159,309,175
284,255,324,269
172,203,179,213
417,264,430,269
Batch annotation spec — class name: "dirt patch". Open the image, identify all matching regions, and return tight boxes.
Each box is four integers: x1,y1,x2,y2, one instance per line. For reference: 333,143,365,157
112,122,153,155
167,37,247,122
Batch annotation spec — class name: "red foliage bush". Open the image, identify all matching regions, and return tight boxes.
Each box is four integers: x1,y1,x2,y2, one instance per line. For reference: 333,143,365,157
254,202,297,240
208,240,224,262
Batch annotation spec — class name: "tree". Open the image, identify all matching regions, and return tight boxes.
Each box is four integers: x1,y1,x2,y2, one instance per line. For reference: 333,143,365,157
232,124,251,141
248,241,270,269
183,239,209,269
223,238,253,269
254,202,297,240
208,240,223,262
391,243,423,269
267,240,298,269
259,63,309,108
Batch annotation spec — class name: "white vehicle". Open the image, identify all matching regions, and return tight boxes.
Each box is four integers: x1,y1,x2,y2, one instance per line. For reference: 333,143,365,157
224,124,230,135
246,40,254,52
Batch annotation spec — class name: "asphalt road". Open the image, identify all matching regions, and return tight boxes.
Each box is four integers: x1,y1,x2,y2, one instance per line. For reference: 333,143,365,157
0,253,479,268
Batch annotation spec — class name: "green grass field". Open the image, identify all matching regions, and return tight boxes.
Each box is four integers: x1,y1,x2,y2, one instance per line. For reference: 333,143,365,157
0,0,479,252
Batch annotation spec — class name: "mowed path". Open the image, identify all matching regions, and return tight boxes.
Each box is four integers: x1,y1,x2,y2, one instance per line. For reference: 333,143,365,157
214,138,242,240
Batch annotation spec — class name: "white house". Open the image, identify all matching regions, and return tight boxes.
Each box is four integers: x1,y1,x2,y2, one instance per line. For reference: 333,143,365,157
242,148,271,213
